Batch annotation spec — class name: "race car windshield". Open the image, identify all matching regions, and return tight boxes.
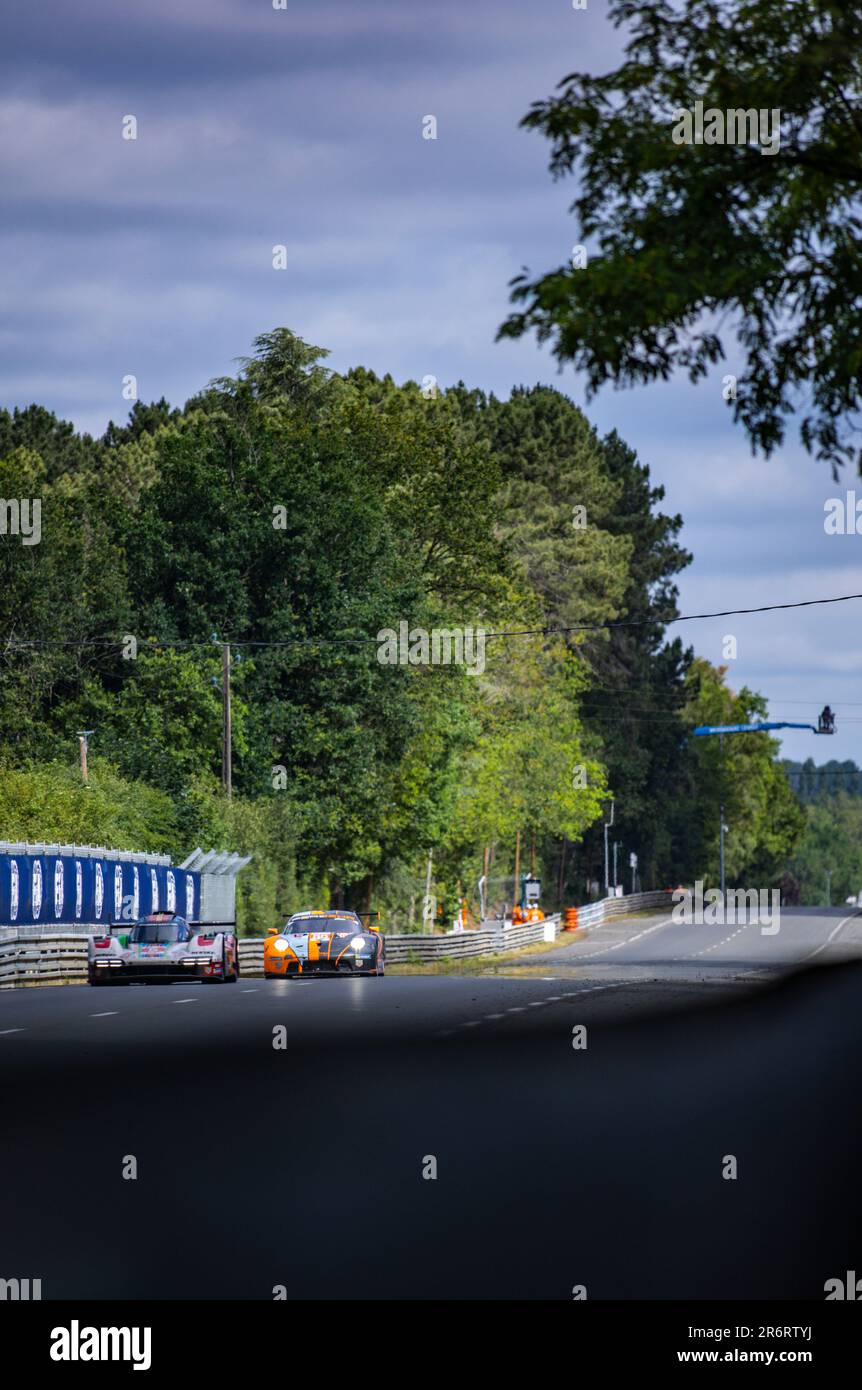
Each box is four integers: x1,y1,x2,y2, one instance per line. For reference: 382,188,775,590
128,922,189,943
287,916,358,933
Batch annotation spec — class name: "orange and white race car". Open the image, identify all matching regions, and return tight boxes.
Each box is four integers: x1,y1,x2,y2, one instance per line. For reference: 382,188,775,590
264,909,384,978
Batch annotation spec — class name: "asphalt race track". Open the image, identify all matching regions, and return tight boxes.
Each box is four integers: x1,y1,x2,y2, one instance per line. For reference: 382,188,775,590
2,907,861,1299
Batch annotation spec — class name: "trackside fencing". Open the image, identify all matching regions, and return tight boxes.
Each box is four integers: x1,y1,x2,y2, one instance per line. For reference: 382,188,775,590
564,889,673,933
0,934,90,987
0,892,672,986
382,889,672,962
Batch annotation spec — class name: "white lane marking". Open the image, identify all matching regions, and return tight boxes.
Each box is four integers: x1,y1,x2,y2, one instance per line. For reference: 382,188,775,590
0,1028,25,1035
684,908,862,964
90,1011,118,1017
173,998,197,1004
241,989,258,994
801,908,862,962
686,920,755,959
437,982,633,1038
460,984,631,1033
565,916,675,961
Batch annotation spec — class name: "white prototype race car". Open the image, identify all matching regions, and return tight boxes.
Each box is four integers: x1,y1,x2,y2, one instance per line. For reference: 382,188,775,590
88,912,239,985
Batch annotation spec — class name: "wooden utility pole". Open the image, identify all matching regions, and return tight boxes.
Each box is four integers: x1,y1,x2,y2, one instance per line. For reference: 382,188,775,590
77,730,93,783
222,643,232,798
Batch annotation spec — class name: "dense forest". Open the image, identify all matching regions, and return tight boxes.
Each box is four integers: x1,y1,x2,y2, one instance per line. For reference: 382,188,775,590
781,760,862,907
0,329,807,931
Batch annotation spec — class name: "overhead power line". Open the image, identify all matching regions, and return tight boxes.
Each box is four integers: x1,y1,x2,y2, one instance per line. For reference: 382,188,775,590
3,590,862,653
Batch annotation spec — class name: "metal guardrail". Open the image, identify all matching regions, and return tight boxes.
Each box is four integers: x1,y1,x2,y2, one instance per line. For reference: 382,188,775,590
0,893,673,985
382,892,671,960
237,941,264,975
1,923,102,938
0,934,89,988
567,890,672,931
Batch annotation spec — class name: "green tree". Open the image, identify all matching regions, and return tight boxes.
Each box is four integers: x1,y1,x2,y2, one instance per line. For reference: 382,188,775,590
0,759,179,851
499,0,862,472
124,333,472,902
451,386,694,893
674,659,805,886
57,647,245,799
575,429,692,889
0,445,132,765
787,794,862,905
782,757,862,802
452,384,633,630
342,368,512,612
447,642,608,895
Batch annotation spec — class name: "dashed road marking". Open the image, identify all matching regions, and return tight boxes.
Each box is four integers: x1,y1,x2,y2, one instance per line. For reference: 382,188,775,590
562,916,674,962
173,998,197,1004
801,908,862,962
0,1028,25,1035
436,981,633,1038
90,1011,118,1017
686,920,755,959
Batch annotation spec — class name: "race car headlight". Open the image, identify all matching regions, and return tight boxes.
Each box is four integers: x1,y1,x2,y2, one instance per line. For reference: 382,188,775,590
274,939,290,953
350,936,365,952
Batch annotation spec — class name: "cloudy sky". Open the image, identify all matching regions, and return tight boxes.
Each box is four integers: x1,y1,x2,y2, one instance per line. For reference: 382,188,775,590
3,0,860,765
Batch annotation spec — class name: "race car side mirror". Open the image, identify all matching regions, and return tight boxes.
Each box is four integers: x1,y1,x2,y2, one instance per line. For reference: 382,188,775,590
267,926,279,936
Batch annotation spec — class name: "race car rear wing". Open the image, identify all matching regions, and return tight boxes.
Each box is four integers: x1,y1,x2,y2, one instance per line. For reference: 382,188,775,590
356,911,381,930
104,920,237,931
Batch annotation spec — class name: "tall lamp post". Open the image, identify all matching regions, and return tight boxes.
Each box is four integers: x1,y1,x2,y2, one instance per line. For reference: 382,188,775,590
603,799,615,896
693,713,835,896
